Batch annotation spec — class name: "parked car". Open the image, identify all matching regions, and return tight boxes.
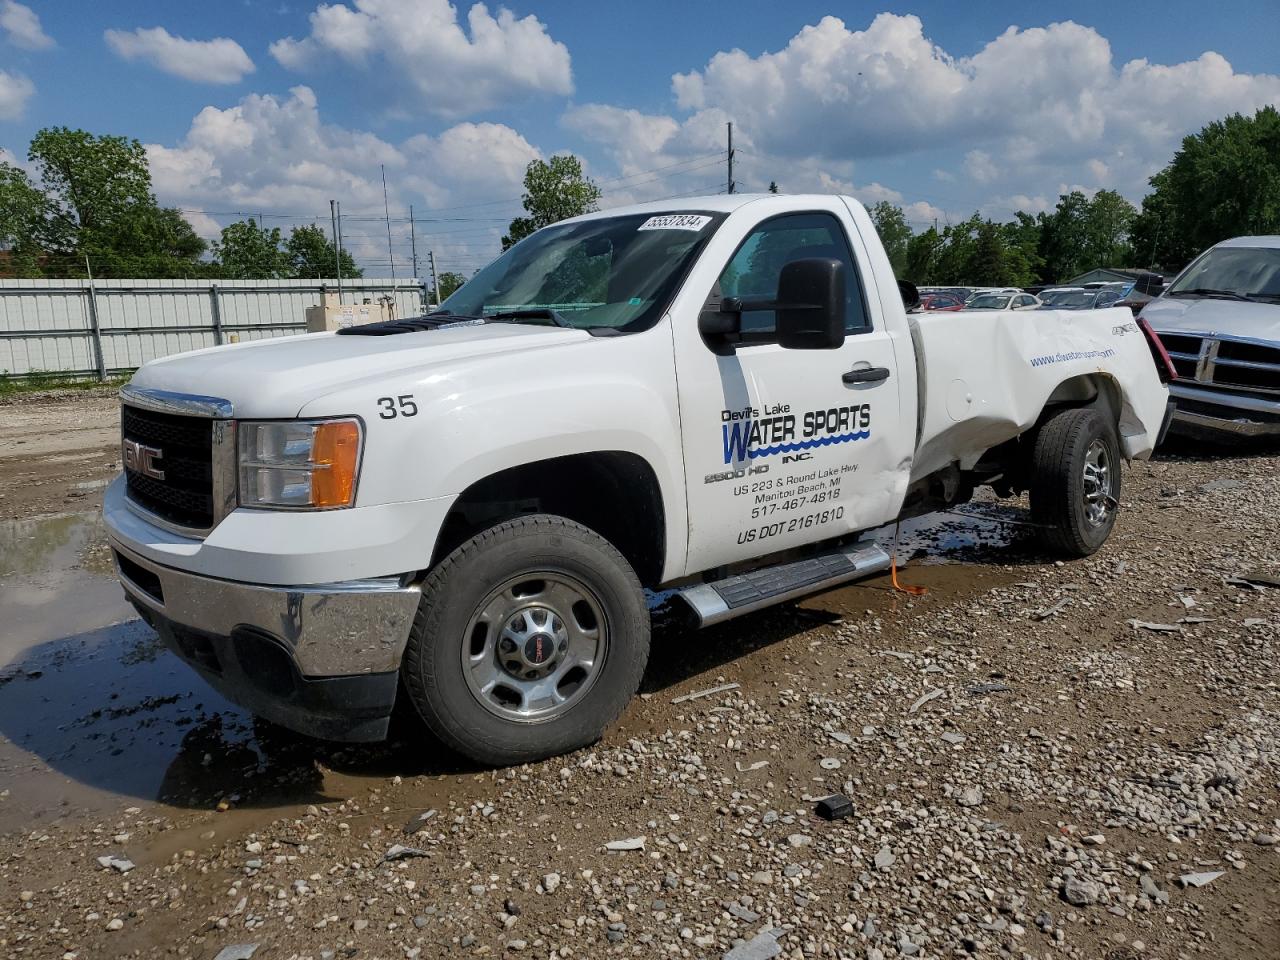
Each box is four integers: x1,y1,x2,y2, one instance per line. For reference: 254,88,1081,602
919,293,965,311
1038,287,1085,306
964,287,1022,304
1038,289,1123,310
965,292,1042,311
1142,235,1280,440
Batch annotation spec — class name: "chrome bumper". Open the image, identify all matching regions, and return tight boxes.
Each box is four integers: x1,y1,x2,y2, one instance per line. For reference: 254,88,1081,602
1168,383,1280,438
109,539,421,741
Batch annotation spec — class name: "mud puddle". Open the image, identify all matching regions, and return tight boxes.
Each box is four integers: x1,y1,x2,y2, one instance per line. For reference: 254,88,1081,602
0,512,475,837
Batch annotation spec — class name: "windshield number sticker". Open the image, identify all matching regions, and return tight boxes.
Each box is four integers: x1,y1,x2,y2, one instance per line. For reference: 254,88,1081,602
377,395,418,419
637,214,712,232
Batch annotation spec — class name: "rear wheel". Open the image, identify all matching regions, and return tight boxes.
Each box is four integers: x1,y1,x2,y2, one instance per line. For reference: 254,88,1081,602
402,514,649,766
1029,407,1121,557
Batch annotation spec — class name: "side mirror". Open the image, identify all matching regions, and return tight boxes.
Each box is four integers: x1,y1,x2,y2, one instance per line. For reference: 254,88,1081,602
897,279,921,311
775,258,846,350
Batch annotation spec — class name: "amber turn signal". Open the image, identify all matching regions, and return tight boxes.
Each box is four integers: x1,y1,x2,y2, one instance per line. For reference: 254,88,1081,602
310,420,362,508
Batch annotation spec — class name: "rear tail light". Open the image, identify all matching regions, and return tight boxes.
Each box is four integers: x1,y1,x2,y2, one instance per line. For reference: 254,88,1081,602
1136,316,1178,383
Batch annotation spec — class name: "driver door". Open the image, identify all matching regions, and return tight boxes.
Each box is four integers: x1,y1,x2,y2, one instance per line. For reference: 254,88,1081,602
673,204,910,573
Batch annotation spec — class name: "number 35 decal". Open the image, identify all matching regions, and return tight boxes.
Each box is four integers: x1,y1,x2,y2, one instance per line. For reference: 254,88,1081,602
377,395,418,419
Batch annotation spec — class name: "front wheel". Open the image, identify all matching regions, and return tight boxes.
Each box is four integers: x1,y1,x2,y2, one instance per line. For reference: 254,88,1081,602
1029,407,1122,557
401,514,649,766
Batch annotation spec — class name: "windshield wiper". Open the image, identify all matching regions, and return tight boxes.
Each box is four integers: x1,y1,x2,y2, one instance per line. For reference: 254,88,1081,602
1169,287,1257,302
484,308,573,328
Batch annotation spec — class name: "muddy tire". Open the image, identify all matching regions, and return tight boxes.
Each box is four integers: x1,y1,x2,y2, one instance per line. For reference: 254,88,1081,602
1030,407,1122,557
401,514,649,766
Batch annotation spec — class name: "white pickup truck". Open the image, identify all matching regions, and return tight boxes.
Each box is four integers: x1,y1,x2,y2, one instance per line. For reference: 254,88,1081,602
105,194,1174,765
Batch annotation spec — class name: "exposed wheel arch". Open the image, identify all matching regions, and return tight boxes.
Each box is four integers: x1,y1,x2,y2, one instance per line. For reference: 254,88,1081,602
431,451,666,588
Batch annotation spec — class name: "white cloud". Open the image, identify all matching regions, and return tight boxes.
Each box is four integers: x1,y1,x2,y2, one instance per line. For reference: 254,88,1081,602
0,69,34,120
964,149,999,184
270,0,572,117
662,13,1280,206
0,1,52,50
146,86,540,273
104,26,255,84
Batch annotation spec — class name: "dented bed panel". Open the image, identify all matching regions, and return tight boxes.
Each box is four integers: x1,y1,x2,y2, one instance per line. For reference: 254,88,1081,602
909,307,1168,481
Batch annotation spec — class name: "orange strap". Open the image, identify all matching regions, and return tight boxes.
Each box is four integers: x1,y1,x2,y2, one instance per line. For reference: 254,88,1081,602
890,520,928,596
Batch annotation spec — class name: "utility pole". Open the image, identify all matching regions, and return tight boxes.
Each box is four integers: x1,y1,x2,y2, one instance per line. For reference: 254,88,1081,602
726,122,735,195
409,205,424,310
381,164,396,284
336,201,346,304
428,250,441,308
330,199,343,304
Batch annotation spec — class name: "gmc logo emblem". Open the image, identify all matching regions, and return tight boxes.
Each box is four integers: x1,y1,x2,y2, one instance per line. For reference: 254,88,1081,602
123,439,165,480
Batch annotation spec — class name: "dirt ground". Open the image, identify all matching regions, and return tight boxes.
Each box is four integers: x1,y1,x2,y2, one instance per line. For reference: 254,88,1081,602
0,396,1276,960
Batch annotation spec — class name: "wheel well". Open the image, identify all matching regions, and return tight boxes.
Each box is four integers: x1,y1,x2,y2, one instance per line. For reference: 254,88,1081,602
432,452,666,587
979,373,1124,495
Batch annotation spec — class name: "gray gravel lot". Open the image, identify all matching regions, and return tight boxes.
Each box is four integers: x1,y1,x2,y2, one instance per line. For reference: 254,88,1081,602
0,398,1276,960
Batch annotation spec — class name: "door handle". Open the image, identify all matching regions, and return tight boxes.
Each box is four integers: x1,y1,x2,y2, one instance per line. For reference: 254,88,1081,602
842,365,891,384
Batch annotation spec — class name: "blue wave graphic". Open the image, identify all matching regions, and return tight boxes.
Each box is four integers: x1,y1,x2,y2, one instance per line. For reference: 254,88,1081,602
744,429,871,460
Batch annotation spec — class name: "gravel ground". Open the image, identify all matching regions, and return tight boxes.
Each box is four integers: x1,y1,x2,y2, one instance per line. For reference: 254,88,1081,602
0,401,1277,960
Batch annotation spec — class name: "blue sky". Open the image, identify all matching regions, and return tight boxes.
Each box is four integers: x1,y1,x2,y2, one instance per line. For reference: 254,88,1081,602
2,0,1278,275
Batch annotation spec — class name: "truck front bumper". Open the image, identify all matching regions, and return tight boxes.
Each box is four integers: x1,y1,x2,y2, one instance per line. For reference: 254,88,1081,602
1168,383,1280,440
109,538,421,742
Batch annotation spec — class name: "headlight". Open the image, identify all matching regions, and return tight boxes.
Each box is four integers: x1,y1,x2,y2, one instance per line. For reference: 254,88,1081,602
238,418,362,509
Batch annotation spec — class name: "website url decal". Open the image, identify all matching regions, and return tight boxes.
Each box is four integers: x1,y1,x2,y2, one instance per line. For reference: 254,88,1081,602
1030,348,1116,367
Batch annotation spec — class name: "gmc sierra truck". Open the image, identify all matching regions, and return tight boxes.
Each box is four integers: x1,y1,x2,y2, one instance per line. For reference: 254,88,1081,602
105,194,1175,765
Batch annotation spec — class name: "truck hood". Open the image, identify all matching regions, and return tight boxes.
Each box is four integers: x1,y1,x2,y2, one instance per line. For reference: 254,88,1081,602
1142,295,1280,343
128,323,590,418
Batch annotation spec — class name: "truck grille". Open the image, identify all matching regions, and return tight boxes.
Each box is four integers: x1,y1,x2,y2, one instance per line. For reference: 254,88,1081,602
122,405,215,529
1158,333,1280,398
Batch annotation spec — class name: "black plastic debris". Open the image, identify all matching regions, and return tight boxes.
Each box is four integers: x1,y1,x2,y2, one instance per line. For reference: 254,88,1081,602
815,794,854,821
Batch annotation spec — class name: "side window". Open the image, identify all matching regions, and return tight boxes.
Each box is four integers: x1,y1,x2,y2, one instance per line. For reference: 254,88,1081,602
717,212,869,337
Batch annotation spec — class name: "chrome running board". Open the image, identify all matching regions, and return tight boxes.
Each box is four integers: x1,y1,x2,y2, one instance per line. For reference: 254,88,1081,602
677,541,892,627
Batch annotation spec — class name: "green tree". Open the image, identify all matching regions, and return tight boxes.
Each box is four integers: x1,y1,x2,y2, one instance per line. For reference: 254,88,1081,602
17,127,207,277
284,224,361,279
868,201,912,277
102,205,208,277
214,219,289,279
0,161,51,276
903,226,943,284
768,180,779,194
502,154,601,250
437,271,466,299
1129,106,1280,271
1037,189,1136,282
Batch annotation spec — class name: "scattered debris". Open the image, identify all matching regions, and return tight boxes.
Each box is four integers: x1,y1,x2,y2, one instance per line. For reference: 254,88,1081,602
818,757,841,770
909,688,945,712
723,929,781,960
1179,871,1224,888
1234,570,1280,589
1127,619,1182,633
940,731,967,745
956,786,983,808
541,872,561,893
383,844,429,862
827,730,853,745
96,855,134,874
814,794,854,821
1033,598,1070,621
672,682,740,704
734,760,769,773
1198,478,1241,494
966,682,1011,695
873,844,895,870
402,809,438,835
604,836,646,852
213,947,259,960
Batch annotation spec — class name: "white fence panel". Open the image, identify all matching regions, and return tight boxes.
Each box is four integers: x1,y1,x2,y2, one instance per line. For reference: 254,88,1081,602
0,279,429,378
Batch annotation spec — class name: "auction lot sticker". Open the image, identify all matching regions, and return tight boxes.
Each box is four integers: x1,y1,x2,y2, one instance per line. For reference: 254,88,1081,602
637,214,712,231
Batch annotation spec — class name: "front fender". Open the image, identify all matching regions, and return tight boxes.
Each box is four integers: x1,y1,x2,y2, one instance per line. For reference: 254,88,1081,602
297,326,689,581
